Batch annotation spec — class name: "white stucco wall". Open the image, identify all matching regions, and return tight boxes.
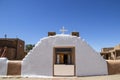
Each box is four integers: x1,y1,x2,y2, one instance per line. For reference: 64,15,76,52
21,34,108,76
0,58,8,76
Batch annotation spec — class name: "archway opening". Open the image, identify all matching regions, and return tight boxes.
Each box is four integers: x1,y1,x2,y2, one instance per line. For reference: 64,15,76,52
53,47,75,76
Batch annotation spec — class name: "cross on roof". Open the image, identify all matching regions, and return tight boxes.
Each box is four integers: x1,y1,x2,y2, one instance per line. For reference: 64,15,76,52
60,26,68,34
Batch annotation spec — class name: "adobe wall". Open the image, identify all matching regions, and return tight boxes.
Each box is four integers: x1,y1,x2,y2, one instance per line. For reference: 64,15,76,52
107,60,120,75
3,60,120,76
7,60,21,75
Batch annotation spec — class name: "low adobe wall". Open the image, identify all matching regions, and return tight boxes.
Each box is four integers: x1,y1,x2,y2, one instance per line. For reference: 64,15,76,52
6,60,120,76
7,60,21,75
107,60,120,75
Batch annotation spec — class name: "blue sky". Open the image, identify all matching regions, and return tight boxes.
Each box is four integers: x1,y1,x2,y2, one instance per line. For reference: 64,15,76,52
0,0,120,52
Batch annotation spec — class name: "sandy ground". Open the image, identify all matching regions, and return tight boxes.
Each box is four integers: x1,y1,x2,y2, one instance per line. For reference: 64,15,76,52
0,74,120,80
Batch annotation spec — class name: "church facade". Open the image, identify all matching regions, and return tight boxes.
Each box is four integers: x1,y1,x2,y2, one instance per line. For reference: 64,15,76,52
21,31,108,76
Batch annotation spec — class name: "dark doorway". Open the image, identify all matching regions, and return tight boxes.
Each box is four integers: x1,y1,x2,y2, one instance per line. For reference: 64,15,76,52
64,54,68,64
54,48,73,65
53,47,75,76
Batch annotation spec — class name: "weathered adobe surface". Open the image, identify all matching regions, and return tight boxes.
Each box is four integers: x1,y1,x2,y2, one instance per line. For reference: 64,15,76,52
7,60,120,76
107,60,120,75
7,60,21,75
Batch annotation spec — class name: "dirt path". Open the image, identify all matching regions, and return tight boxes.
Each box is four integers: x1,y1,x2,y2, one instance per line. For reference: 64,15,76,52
0,74,120,80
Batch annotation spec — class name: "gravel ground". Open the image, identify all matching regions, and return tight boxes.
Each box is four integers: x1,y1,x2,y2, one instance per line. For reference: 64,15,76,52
0,74,120,80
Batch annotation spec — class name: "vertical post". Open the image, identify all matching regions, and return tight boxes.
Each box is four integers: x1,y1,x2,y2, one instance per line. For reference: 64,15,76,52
68,54,71,64
57,54,60,64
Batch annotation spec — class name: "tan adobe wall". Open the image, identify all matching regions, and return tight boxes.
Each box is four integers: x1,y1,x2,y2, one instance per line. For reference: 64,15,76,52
7,61,21,75
107,60,120,75
6,48,16,60
16,39,25,60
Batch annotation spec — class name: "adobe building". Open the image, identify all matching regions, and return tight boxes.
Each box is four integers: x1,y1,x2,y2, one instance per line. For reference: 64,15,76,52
0,38,25,60
0,28,120,76
100,44,120,60
21,28,108,77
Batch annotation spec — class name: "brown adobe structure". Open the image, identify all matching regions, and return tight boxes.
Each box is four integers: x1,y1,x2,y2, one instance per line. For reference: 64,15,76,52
0,32,120,76
0,38,25,60
100,44,120,60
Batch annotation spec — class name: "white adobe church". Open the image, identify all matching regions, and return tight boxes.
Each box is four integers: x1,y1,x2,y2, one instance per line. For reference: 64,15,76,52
21,27,108,77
